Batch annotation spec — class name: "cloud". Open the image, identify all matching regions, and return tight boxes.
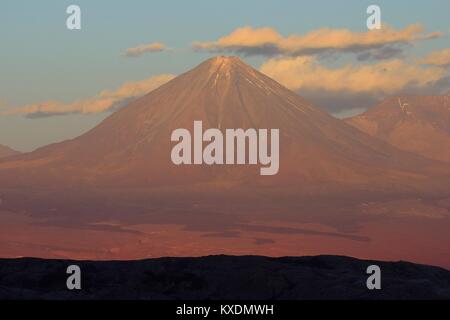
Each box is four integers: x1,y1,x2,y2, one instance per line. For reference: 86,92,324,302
124,42,166,57
422,48,450,67
194,27,281,56
260,56,448,113
193,25,442,59
299,90,382,116
261,56,445,93
6,74,175,118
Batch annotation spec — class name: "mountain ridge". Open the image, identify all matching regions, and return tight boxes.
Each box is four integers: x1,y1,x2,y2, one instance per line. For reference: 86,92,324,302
1,254,450,299
345,94,450,162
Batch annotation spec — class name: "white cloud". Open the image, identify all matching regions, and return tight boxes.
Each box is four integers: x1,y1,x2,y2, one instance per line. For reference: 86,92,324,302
260,56,450,113
422,48,450,67
260,56,446,94
125,42,166,57
194,25,442,59
6,74,175,118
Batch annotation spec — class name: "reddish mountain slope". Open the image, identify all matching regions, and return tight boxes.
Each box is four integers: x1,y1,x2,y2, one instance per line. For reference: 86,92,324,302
0,144,20,159
346,95,450,162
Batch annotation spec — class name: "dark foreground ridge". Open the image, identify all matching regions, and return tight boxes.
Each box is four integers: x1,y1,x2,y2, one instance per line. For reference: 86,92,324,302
1,255,449,300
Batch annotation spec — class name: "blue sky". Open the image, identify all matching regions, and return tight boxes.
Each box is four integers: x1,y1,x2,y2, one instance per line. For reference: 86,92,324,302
1,0,449,151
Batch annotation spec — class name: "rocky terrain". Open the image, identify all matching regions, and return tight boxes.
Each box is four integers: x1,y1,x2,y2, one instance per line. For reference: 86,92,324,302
1,255,449,300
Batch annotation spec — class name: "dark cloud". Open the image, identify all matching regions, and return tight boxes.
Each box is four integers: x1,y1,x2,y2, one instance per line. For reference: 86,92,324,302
194,44,282,57
236,224,371,242
25,111,79,119
298,89,382,115
356,45,405,61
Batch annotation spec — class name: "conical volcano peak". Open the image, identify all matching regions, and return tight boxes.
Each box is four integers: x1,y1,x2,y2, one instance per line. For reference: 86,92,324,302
146,55,321,123
209,56,245,67
201,56,260,76
195,55,284,95
202,55,252,76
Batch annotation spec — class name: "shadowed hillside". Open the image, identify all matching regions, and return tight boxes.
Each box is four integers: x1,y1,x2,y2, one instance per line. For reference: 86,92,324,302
1,255,450,300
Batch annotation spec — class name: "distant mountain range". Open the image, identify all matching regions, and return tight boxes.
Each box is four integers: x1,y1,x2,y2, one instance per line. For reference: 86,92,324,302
1,255,449,300
346,95,450,163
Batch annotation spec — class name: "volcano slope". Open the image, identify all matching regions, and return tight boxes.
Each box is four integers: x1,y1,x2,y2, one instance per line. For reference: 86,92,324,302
0,144,20,159
0,57,449,264
346,95,450,163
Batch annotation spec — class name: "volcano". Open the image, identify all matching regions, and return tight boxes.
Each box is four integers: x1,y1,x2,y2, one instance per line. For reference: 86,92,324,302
0,57,449,196
1,57,450,264
346,95,450,163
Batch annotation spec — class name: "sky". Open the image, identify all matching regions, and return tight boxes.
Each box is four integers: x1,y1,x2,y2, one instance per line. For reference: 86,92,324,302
1,0,449,151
